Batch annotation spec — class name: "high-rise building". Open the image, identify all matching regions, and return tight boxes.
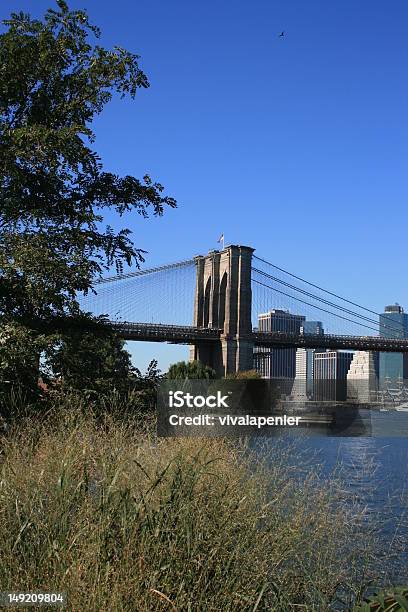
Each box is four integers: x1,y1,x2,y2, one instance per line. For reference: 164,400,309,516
292,321,325,399
314,351,354,401
379,304,408,387
292,348,312,398
254,309,305,380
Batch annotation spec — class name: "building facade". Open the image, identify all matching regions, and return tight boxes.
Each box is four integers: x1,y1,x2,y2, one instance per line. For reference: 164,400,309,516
291,348,312,398
292,321,325,399
314,351,354,401
379,304,408,387
254,309,305,381
347,351,379,403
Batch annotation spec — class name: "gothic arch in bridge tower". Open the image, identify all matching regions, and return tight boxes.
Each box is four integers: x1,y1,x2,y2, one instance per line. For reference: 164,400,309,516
218,271,228,332
203,276,211,328
190,245,254,376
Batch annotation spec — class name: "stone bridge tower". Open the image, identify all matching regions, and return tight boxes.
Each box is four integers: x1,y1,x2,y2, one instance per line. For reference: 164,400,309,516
190,245,254,376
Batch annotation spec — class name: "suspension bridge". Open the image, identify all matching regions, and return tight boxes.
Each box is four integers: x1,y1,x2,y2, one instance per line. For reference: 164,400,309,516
80,245,408,376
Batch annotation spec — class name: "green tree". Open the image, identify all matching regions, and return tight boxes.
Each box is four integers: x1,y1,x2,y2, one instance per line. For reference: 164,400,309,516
0,321,54,404
167,360,217,380
47,320,135,396
0,1,176,325
47,326,164,409
0,2,176,393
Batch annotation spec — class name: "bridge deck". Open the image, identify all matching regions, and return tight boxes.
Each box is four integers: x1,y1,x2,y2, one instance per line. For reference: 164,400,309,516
253,331,408,352
111,322,221,344
112,322,408,352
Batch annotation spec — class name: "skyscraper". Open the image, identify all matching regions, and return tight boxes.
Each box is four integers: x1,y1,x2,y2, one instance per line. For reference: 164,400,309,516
379,304,408,387
292,321,325,399
254,309,305,380
314,351,354,401
292,348,313,398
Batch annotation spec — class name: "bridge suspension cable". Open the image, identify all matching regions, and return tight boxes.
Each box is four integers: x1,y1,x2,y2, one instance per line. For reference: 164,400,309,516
253,255,405,337
79,258,196,327
94,258,195,285
79,249,404,342
252,278,381,334
252,267,404,337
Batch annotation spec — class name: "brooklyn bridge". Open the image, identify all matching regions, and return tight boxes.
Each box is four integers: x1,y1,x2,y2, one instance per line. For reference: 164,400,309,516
81,245,408,376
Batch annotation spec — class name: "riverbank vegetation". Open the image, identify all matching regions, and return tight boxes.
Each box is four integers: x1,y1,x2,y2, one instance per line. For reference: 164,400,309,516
1,396,404,611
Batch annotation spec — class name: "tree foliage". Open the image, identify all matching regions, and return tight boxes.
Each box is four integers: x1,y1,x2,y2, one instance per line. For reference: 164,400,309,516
48,335,162,408
167,360,217,380
0,2,177,395
46,325,136,396
0,321,54,404
0,0,176,324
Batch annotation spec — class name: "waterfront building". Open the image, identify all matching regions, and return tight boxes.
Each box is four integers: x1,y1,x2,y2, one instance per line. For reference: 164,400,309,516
347,351,379,403
254,310,305,386
292,321,325,399
379,304,408,387
314,351,354,401
292,348,312,398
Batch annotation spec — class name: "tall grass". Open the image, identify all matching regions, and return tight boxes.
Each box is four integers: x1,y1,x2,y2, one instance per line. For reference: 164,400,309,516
0,401,382,611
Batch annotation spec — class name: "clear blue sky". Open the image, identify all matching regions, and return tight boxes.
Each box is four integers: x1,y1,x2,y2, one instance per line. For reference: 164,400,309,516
3,0,408,371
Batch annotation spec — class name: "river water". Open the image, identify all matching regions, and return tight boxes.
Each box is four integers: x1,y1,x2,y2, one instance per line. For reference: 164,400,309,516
257,409,408,586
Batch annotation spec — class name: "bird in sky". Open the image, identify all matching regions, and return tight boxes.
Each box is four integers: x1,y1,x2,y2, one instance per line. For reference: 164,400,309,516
279,31,285,37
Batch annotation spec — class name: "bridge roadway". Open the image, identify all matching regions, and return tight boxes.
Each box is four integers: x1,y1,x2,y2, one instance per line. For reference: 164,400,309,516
111,322,408,353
